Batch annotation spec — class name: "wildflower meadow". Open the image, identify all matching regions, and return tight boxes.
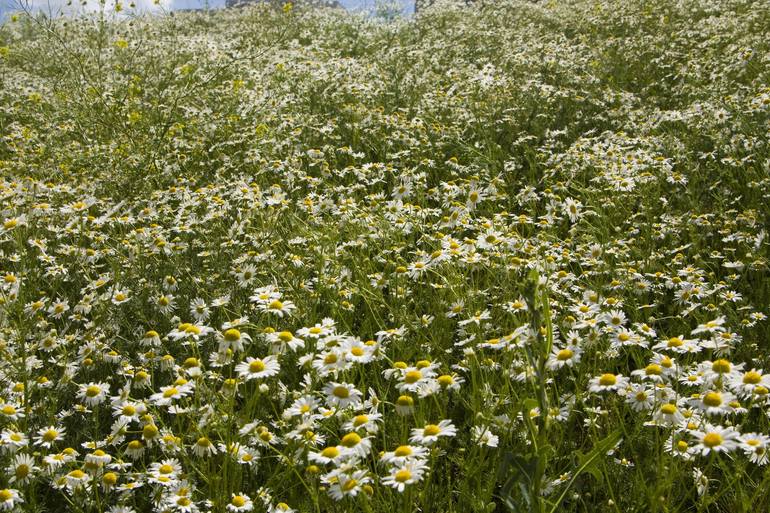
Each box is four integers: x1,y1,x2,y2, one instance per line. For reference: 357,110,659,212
0,0,769,511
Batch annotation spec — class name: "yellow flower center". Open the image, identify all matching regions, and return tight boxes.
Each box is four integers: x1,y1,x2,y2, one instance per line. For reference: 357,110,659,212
249,360,266,373
341,433,362,447
660,404,677,415
712,359,731,373
396,395,413,406
223,329,241,342
394,445,412,457
744,371,762,384
556,349,573,361
703,432,722,448
404,370,422,384
645,364,662,375
333,386,349,399
231,496,246,507
423,424,441,436
15,464,29,479
395,469,412,482
321,447,339,458
184,325,201,335
598,373,617,386
703,392,722,407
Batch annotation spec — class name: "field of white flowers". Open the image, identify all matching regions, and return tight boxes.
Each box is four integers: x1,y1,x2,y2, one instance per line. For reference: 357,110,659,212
0,0,769,511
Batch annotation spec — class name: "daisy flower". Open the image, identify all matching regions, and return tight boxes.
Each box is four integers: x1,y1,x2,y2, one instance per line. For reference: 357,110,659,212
471,425,499,447
739,432,770,465
664,433,695,460
652,335,702,354
78,382,110,406
338,432,372,458
308,446,347,465
284,396,320,418
141,330,161,347
47,299,70,319
588,373,629,394
409,420,457,445
342,338,376,364
342,412,383,434
261,298,296,317
395,395,415,416
227,493,254,512
33,426,66,449
380,444,429,465
297,321,334,339
235,356,280,381
266,331,305,353
218,328,252,353
326,469,371,501
0,489,23,510
692,425,740,455
154,294,176,315
168,322,214,342
397,366,437,393
148,459,183,480
64,468,90,490
546,345,582,370
382,460,429,492
189,298,211,322
150,383,194,406
191,436,217,457
691,390,736,416
323,382,362,409
111,289,131,305
8,454,36,485
730,369,770,397
691,317,726,335
1,430,28,453
625,384,655,411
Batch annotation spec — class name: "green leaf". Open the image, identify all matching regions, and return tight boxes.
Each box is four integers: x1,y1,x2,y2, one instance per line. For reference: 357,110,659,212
498,452,538,511
547,430,623,513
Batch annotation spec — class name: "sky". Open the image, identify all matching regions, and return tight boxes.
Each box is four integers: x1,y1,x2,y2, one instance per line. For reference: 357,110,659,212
0,0,413,19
